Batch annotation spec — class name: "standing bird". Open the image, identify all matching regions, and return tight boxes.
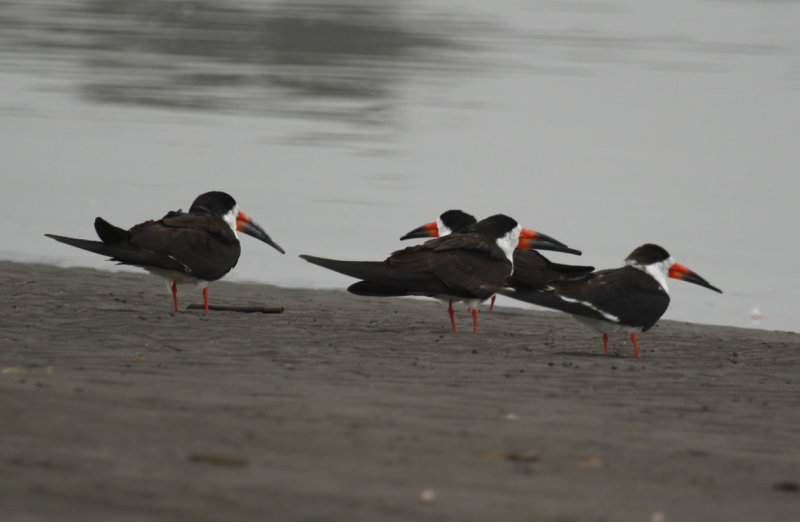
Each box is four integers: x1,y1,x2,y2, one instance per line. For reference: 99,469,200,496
400,210,593,309
45,191,284,313
301,214,541,333
500,243,722,358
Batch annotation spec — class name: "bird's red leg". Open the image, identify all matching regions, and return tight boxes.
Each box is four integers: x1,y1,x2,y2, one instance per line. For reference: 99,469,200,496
603,333,609,355
472,307,479,333
489,295,496,312
203,287,209,314
630,333,641,358
171,281,179,312
448,300,457,333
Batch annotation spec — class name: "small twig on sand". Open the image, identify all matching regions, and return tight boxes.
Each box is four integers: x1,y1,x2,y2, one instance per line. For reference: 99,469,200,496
187,304,284,313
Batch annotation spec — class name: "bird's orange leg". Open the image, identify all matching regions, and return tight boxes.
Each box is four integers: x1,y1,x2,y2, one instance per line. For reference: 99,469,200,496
203,287,209,314
489,295,496,312
448,300,457,333
603,333,609,355
171,281,179,312
631,333,641,358
472,308,479,333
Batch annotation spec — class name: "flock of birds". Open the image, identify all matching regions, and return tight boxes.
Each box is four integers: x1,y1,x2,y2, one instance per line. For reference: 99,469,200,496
46,191,722,358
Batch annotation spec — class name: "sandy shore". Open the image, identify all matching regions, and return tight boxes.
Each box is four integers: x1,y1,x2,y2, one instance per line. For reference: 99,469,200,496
1,260,799,521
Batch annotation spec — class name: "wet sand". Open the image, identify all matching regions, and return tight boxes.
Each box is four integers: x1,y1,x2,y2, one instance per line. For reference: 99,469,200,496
2,260,799,521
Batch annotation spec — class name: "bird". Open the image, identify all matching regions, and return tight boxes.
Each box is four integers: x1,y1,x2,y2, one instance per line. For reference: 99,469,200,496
400,210,593,310
300,214,540,333
45,191,284,313
500,243,722,358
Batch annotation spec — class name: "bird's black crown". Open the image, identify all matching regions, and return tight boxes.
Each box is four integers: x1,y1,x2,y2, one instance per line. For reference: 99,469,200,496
190,191,237,216
473,214,519,236
440,210,477,232
626,243,671,265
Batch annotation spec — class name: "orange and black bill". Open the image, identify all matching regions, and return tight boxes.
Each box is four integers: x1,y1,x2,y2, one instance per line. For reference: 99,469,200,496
517,228,582,255
400,221,438,240
668,263,722,293
236,211,285,254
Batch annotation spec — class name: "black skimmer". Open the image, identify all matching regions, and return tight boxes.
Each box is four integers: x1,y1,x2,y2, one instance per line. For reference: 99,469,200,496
400,210,592,309
501,243,722,358
301,214,539,333
45,191,285,313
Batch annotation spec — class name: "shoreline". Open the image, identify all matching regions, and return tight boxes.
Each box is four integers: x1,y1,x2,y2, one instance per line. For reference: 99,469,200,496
17,251,781,333
2,260,799,521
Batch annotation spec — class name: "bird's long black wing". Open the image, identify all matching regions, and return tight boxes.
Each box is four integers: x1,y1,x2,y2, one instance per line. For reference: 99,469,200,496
300,255,454,295
508,250,594,289
425,232,507,261
426,248,510,298
45,233,188,274
504,266,670,330
302,239,511,300
388,234,511,297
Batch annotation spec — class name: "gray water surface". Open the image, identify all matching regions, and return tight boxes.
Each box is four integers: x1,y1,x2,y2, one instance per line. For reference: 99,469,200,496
2,0,798,332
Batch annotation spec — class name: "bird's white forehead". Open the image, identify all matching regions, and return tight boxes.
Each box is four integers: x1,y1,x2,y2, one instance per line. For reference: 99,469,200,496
222,204,239,236
437,216,452,237
495,224,521,263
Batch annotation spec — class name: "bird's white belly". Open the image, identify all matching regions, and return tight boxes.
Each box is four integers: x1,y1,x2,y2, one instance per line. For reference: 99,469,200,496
141,267,208,291
432,295,485,309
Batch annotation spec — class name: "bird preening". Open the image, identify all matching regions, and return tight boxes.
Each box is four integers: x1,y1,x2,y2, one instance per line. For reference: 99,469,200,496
46,191,285,314
46,197,723,358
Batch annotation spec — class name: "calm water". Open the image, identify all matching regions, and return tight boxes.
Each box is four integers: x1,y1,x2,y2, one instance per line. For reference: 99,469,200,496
2,0,798,332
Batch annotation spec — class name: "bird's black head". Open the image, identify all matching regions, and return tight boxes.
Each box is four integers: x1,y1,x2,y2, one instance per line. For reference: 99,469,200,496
189,191,237,216
473,214,520,237
625,243,671,265
626,243,722,294
439,210,477,234
400,209,477,240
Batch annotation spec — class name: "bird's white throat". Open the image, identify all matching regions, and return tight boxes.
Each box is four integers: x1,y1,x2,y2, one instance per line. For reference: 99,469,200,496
626,257,673,294
495,224,521,264
437,216,453,237
222,204,240,237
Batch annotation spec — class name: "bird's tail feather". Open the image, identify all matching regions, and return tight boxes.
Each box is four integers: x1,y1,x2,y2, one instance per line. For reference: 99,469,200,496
45,233,186,273
44,234,114,256
300,254,444,294
348,280,409,296
94,217,130,244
